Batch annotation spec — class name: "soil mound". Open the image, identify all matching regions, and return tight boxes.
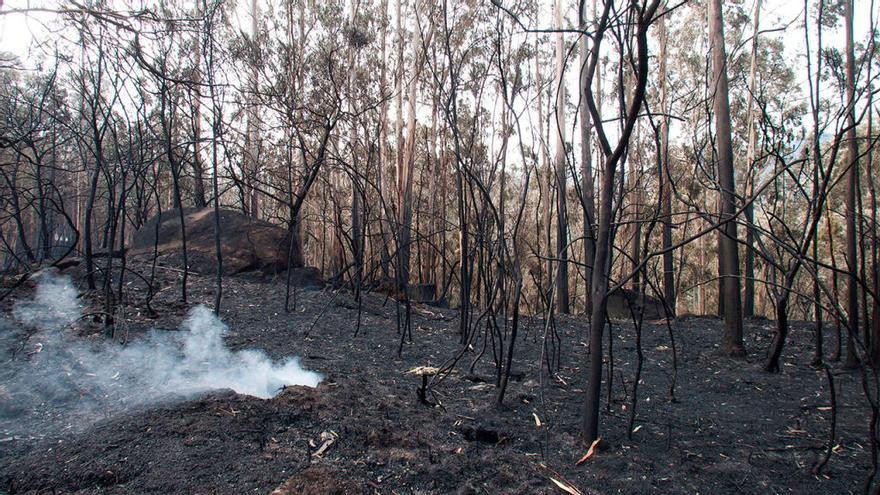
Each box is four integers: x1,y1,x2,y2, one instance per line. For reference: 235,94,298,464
130,208,293,275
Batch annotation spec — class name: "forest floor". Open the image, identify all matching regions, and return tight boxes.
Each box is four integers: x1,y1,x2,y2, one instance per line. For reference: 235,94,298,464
0,264,875,494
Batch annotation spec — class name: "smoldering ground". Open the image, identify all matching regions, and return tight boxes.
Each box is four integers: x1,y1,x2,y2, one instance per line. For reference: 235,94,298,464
0,272,320,439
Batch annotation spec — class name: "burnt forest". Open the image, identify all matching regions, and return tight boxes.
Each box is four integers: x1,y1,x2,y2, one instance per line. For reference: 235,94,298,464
1,0,879,493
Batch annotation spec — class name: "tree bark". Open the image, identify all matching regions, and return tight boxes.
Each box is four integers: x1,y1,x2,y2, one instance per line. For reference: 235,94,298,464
244,0,261,219
579,0,596,316
658,10,675,316
743,0,762,318
582,0,660,444
842,0,861,369
709,0,745,356
764,296,789,372
554,0,570,314
190,3,207,209
396,2,435,302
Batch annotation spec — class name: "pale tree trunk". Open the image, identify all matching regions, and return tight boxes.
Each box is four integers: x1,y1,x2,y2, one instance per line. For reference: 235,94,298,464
865,57,880,364
869,90,880,364
394,0,405,176
709,1,725,321
349,1,364,295
498,88,509,252
716,194,724,317
392,0,405,284
426,90,439,290
439,130,448,294
284,0,305,267
536,39,552,300
329,135,345,277
699,227,707,314
397,9,416,293
658,9,675,316
579,0,596,316
398,2,435,294
245,0,261,219
843,0,861,369
743,0,762,318
709,0,745,355
554,0,569,313
810,27,823,362
376,0,392,279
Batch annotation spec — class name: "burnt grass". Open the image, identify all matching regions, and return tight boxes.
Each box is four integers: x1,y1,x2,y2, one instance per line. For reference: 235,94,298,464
0,267,875,494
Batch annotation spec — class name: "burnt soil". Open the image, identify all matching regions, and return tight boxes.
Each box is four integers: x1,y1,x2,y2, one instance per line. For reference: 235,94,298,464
0,265,875,494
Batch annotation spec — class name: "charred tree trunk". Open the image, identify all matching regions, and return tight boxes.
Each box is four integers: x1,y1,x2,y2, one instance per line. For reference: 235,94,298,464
83,154,101,290
158,75,188,303
765,289,790,372
1,165,35,265
190,4,208,209
743,0,761,318
203,0,223,314
582,0,660,444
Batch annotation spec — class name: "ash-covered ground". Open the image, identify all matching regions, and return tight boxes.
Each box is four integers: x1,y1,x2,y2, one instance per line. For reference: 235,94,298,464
0,266,874,494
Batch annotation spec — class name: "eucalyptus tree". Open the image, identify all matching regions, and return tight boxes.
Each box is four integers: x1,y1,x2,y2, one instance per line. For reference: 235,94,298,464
709,0,745,355
742,0,761,318
577,0,597,316
397,0,436,306
552,0,569,314
842,0,860,369
656,2,673,314
243,0,262,220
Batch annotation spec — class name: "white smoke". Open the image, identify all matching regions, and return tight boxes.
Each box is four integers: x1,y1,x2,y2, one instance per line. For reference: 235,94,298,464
12,270,81,330
0,272,320,437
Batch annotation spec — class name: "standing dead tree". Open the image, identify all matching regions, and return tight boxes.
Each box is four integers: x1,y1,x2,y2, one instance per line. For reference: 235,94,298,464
580,0,662,444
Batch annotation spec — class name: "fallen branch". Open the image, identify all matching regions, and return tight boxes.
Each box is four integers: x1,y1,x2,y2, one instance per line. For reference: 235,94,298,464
812,364,837,475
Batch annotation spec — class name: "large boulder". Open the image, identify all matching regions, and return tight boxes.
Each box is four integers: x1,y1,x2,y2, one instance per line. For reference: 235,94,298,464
605,288,670,321
130,207,294,276
407,283,436,303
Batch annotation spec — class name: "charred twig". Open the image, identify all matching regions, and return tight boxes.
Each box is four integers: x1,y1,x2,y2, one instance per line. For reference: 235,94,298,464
812,364,837,475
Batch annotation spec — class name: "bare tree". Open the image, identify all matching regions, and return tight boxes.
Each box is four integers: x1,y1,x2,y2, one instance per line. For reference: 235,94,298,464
582,0,662,444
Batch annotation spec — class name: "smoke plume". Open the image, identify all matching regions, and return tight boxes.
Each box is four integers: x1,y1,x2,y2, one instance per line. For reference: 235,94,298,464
0,272,320,438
